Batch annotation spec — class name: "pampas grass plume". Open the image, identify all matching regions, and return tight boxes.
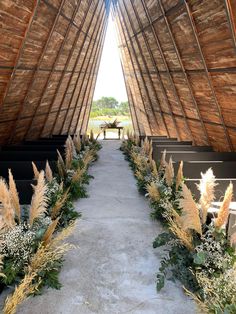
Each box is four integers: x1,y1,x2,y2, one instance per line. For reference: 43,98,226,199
146,181,160,202
31,162,39,180
176,161,183,190
29,171,48,226
179,183,202,235
0,179,15,228
8,170,20,221
197,168,217,224
159,150,167,170
164,157,174,186
214,182,233,228
42,217,60,245
45,161,53,183
4,222,76,314
51,189,69,219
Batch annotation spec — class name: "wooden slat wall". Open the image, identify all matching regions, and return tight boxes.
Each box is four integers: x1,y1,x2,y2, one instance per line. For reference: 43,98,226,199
0,0,108,144
112,0,236,151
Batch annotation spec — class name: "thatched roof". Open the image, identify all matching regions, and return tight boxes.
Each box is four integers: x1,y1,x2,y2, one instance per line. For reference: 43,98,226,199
0,0,236,152
112,0,236,152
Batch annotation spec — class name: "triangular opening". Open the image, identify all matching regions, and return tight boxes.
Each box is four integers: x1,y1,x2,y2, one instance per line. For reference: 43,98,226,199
88,14,133,139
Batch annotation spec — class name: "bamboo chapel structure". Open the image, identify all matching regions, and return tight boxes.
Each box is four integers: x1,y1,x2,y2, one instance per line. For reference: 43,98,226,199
0,0,235,151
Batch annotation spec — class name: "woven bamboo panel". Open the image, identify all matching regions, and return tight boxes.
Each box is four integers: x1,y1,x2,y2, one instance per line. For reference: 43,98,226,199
112,0,236,151
0,0,107,144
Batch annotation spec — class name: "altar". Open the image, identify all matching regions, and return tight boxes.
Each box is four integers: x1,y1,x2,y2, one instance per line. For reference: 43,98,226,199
101,126,124,140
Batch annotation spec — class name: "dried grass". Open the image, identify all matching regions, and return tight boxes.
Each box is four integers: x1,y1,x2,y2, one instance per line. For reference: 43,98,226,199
73,134,81,153
142,137,152,156
0,179,15,229
214,182,233,228
176,161,183,190
65,136,74,169
71,168,85,184
57,150,66,178
151,159,158,177
159,150,167,170
164,157,174,186
83,150,95,168
51,189,69,220
8,170,20,221
4,222,76,314
29,171,48,226
31,162,39,181
167,215,194,251
179,183,202,235
3,272,40,314
42,217,60,245
45,161,53,183
183,287,208,314
146,181,160,202
197,168,217,224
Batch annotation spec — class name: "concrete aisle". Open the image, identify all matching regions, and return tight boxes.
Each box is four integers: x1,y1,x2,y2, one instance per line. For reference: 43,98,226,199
17,140,196,314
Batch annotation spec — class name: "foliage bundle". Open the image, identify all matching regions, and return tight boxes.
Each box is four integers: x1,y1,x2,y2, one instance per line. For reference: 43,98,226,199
0,132,101,313
121,133,236,313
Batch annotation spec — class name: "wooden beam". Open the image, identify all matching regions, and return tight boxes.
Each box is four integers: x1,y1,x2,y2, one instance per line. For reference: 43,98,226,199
8,0,67,143
38,0,93,138
184,0,234,151
74,14,108,135
62,6,106,135
115,3,153,135
130,0,171,137
159,0,210,145
121,0,161,135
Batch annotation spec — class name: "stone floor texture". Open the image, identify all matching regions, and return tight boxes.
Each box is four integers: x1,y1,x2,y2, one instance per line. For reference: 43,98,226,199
15,140,196,313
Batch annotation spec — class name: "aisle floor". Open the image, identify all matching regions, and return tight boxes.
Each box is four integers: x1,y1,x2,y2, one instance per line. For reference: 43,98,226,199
17,140,196,314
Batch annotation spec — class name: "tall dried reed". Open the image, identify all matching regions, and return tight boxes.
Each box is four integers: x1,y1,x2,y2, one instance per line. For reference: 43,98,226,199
8,170,20,221
179,183,202,235
214,182,233,228
29,171,48,226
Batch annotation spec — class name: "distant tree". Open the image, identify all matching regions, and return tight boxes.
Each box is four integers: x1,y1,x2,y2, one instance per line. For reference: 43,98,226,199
119,101,129,114
94,97,119,109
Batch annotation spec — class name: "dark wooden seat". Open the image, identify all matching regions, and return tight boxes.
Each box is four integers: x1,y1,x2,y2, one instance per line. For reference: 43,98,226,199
186,179,236,201
173,161,236,178
152,140,192,145
13,180,35,204
3,145,64,152
0,151,58,161
0,161,56,180
24,140,65,146
153,145,213,152
156,151,236,162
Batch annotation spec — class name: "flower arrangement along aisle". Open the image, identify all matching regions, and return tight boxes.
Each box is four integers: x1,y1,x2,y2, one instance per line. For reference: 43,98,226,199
0,132,101,314
121,133,236,313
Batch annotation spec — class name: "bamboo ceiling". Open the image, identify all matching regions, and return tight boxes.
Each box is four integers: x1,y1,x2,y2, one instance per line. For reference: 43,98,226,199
0,0,108,144
112,0,236,152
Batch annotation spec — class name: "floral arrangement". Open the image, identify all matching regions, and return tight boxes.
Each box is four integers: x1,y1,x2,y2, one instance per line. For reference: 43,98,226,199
0,132,101,313
121,133,236,313
100,118,120,129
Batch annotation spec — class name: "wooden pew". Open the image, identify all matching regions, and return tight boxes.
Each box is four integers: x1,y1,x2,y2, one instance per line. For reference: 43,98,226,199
0,151,58,161
155,151,236,162
0,161,56,180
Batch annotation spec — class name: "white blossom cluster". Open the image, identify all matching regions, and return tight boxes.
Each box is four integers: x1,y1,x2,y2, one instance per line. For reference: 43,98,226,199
198,268,236,306
0,224,37,269
31,216,52,232
195,235,233,272
47,178,61,200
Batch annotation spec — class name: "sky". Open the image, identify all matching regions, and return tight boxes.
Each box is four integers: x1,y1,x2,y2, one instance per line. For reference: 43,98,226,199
93,16,128,103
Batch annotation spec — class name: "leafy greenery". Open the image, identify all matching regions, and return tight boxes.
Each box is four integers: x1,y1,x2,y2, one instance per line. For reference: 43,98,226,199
90,97,130,118
0,133,101,312
121,133,236,313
